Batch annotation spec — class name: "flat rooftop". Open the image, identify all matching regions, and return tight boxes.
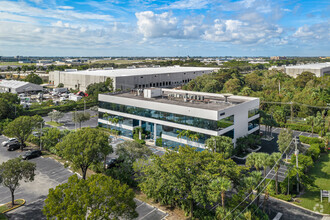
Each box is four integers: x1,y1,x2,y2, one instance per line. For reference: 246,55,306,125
57,66,217,77
106,88,258,111
285,62,330,70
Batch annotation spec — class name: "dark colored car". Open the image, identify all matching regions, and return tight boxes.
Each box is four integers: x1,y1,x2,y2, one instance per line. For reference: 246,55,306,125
22,150,42,160
7,143,21,151
104,158,123,169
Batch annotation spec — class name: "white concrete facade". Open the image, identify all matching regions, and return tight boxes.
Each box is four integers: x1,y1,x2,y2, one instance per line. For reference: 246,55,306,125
49,66,216,91
98,89,260,149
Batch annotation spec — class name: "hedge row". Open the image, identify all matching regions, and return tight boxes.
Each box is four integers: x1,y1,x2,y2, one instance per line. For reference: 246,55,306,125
276,122,324,134
299,136,323,145
23,101,98,116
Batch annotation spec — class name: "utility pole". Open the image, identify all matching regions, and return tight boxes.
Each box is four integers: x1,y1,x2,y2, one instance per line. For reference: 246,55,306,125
294,136,299,193
75,109,77,131
40,122,43,151
290,101,294,122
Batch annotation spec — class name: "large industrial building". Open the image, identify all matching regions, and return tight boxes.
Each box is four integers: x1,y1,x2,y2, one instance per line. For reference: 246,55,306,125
98,88,260,150
49,66,216,91
285,63,330,77
0,80,43,94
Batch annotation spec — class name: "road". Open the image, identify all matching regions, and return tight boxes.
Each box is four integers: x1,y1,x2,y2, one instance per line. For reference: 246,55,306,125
0,136,167,220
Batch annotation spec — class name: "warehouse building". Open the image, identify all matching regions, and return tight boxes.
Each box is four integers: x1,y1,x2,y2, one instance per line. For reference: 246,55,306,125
98,88,260,150
49,66,216,91
0,80,43,94
285,63,330,77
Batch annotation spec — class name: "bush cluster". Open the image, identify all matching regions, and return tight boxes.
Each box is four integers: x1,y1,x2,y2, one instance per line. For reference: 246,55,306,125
299,136,323,145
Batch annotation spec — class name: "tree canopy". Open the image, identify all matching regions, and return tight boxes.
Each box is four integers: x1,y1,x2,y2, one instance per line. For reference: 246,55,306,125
25,73,43,84
56,127,111,179
134,145,244,217
0,158,36,206
4,115,43,150
43,174,137,220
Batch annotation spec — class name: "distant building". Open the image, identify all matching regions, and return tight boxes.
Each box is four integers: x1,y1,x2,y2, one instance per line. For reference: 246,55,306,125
270,56,287,60
0,80,43,94
98,88,260,149
49,66,217,91
285,63,330,77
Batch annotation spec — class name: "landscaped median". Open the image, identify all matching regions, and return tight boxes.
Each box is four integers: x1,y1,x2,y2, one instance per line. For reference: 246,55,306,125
0,199,25,214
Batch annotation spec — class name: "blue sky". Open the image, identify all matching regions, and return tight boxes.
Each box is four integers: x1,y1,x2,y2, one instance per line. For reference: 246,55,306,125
0,0,329,56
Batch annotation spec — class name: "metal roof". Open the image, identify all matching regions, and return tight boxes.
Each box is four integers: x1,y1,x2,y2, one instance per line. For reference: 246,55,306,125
0,80,30,89
57,66,217,77
285,62,330,70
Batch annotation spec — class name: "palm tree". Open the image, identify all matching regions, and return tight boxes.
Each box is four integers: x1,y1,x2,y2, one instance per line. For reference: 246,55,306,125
246,152,262,171
250,171,263,205
208,177,232,209
306,116,315,135
269,152,282,194
258,153,270,178
323,132,330,151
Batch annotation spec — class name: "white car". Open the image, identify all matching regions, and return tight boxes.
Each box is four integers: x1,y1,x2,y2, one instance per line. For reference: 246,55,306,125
2,138,18,147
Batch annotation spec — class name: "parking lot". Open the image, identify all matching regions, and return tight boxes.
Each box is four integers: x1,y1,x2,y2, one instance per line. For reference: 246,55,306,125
43,109,98,130
0,135,167,220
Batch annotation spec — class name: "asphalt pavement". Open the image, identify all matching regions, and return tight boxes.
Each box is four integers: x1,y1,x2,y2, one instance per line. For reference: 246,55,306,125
42,109,98,130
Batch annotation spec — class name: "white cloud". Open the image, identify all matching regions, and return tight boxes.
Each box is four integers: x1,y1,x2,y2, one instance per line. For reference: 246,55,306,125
57,6,74,10
136,11,180,38
161,0,210,10
293,22,330,41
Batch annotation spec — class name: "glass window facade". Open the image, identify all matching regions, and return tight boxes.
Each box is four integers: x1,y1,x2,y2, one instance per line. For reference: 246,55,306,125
99,101,234,131
162,139,204,152
248,118,260,131
222,129,234,139
99,112,133,127
248,108,259,118
98,122,133,138
161,125,210,144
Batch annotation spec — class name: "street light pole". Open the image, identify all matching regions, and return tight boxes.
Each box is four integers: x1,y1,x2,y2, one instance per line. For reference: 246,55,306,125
294,136,299,193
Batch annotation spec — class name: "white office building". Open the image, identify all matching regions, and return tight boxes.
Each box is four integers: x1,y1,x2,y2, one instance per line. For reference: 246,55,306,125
49,66,216,91
98,88,260,150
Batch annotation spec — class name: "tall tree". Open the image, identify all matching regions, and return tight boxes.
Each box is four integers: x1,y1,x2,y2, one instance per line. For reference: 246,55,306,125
306,116,316,135
56,127,111,179
0,158,36,206
208,177,232,209
268,152,282,194
277,129,293,162
43,174,137,219
48,111,64,123
205,136,234,158
4,115,43,150
245,152,262,171
72,112,90,129
258,153,270,178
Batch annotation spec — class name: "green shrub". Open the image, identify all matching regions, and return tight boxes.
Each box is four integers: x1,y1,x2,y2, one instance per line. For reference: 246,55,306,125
135,139,146,145
307,144,321,161
270,192,292,201
156,138,162,147
299,136,323,145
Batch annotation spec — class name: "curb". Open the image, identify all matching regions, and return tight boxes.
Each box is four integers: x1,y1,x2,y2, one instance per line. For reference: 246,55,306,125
269,195,330,216
1,199,26,213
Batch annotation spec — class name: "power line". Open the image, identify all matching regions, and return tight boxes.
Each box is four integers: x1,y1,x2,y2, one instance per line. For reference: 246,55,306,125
223,139,294,219
261,101,330,109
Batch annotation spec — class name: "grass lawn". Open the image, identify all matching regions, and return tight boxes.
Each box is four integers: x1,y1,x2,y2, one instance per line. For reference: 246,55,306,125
0,199,25,213
0,62,35,66
46,121,64,127
294,153,330,214
0,213,7,220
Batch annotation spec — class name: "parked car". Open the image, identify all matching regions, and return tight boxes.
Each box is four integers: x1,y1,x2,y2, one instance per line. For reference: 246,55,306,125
104,158,122,169
2,138,18,147
7,143,22,151
21,150,42,160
